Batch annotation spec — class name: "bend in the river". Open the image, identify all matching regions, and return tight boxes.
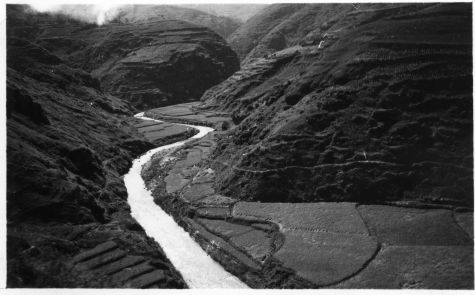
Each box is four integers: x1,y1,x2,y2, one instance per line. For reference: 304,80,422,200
124,112,248,289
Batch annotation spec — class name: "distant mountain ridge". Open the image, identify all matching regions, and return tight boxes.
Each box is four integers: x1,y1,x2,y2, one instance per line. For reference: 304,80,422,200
30,4,243,39
112,5,243,39
180,4,267,22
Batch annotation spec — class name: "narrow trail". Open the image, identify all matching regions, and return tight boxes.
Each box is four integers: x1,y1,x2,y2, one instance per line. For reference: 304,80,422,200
124,112,248,289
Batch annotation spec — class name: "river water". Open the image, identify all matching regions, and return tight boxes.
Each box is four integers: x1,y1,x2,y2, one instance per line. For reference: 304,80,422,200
124,112,248,288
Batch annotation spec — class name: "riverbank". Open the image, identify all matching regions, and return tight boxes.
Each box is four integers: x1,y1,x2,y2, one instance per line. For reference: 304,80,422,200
140,102,474,289
126,113,248,288
55,116,204,288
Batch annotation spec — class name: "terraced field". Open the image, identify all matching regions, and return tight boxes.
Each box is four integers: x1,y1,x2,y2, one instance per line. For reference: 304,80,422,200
145,102,233,130
138,4,473,289
71,241,174,288
131,117,198,146
140,103,474,289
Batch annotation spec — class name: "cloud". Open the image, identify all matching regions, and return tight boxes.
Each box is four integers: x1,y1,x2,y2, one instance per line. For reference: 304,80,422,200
28,3,124,25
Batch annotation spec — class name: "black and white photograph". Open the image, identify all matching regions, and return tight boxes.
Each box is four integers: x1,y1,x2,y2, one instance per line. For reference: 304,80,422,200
3,0,474,290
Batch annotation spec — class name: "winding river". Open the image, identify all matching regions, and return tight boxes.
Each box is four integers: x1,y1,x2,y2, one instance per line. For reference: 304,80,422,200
124,112,248,289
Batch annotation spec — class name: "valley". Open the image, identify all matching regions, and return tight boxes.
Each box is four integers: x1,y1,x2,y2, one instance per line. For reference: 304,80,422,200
6,2,473,289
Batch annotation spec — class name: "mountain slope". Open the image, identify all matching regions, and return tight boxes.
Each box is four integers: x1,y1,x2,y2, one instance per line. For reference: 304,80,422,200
6,5,239,287
113,5,242,39
12,5,240,110
228,3,356,63
32,4,242,38
227,4,305,61
201,3,473,208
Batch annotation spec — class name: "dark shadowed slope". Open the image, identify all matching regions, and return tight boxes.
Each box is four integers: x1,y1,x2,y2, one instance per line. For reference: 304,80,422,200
73,20,238,110
200,3,473,208
7,5,147,231
6,4,237,287
11,5,240,110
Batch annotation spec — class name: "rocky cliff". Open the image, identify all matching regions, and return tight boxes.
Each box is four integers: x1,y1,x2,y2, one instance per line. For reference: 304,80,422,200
201,3,473,208
6,5,239,287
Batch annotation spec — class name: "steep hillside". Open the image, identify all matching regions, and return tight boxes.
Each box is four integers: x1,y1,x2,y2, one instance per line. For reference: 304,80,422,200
229,4,428,64
6,5,239,287
201,3,473,208
11,5,240,110
227,4,305,61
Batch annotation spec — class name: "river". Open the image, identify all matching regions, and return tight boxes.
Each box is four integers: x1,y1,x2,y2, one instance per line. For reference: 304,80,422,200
123,112,248,289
